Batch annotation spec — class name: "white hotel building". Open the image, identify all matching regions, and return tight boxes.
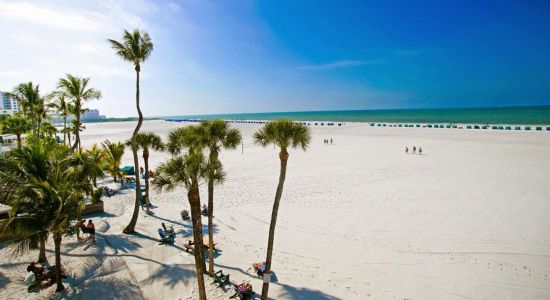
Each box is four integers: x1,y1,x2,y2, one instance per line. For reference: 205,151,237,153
0,91,19,115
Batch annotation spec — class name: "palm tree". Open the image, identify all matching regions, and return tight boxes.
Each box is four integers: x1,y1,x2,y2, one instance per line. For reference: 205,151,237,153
40,122,58,138
108,29,153,234
48,93,70,144
10,82,45,137
81,144,106,187
57,74,101,152
2,116,31,147
127,132,163,212
253,120,311,300
102,140,125,183
181,120,241,274
0,142,87,291
154,150,219,300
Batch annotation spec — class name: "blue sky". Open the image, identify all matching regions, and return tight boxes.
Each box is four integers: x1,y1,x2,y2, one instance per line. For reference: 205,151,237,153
0,0,549,117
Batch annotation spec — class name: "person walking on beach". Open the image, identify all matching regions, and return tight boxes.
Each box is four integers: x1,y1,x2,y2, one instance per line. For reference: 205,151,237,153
419,147,422,155
413,146,416,154
405,146,409,154
330,138,333,144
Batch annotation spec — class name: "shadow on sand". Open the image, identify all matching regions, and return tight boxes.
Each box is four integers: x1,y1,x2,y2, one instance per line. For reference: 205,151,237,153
68,277,145,299
0,271,10,289
275,282,341,300
141,263,195,288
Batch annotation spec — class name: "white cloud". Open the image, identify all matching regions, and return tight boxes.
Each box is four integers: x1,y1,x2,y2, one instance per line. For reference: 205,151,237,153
297,59,383,71
0,1,104,31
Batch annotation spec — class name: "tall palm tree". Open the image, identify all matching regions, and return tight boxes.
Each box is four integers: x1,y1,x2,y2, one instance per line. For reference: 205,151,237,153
180,120,241,274
0,142,87,291
102,140,125,183
2,116,31,147
57,75,101,152
254,120,311,300
108,29,154,234
154,150,220,300
10,82,45,137
48,93,70,144
127,132,163,212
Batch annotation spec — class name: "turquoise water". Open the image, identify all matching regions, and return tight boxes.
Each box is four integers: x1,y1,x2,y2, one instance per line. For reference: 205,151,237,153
165,106,550,125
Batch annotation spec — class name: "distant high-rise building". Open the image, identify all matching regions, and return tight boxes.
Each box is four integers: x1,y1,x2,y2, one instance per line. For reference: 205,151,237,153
81,109,106,120
0,91,19,115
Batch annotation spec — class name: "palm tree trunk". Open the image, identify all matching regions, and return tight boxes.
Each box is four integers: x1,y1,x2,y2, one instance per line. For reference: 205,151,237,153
38,234,47,263
189,186,207,300
144,149,150,213
16,134,21,148
63,116,67,145
71,103,80,152
207,177,215,275
123,68,143,234
67,132,72,147
53,233,64,292
260,149,289,300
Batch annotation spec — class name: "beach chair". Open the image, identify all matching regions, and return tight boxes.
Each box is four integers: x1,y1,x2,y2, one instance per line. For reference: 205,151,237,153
211,270,231,288
230,283,255,300
180,210,190,221
525,126,531,131
536,126,542,131
158,228,175,245
183,239,195,253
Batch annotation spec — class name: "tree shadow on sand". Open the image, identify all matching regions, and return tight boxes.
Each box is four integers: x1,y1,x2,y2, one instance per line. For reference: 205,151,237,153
141,263,195,288
68,277,145,300
0,272,10,289
275,283,341,300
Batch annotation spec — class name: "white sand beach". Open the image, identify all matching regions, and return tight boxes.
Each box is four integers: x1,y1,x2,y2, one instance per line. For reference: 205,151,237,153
1,119,550,299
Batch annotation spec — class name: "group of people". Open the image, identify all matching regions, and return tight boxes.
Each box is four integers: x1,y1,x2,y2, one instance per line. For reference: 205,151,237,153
139,167,156,179
323,138,334,144
405,145,423,155
75,218,96,242
25,262,65,288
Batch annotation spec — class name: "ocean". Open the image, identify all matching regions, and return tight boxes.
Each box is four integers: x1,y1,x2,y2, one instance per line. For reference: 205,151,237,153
165,106,550,125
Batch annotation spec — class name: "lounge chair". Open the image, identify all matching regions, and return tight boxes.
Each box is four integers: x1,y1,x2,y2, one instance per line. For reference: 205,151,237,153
183,240,195,253
158,228,175,245
230,283,255,300
180,210,190,221
211,270,231,288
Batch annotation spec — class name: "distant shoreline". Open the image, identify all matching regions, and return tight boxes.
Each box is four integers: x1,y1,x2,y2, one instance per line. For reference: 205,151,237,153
92,105,550,125
166,105,550,125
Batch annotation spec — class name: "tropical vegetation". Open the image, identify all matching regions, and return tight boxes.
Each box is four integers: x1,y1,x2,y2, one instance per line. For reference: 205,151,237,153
102,140,125,183
0,141,90,292
56,75,101,152
127,132,163,212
